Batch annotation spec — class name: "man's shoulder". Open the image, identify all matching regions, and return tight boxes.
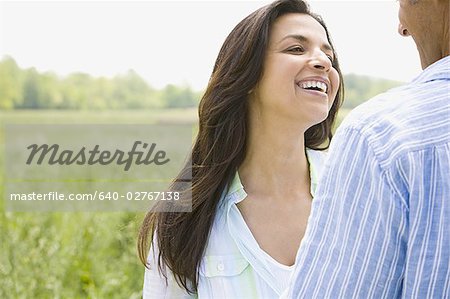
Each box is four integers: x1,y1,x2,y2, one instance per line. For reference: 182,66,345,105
342,80,449,140
338,82,449,167
343,84,411,129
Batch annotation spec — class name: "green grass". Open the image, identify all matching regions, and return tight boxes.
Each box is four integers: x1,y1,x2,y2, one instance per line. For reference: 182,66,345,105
0,109,198,299
0,108,350,298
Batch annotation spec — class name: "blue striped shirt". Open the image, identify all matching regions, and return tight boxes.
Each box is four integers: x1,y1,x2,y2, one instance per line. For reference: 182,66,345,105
286,55,450,299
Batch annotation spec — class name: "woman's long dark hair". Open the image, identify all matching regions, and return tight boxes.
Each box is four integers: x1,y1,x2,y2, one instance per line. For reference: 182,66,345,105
138,0,344,294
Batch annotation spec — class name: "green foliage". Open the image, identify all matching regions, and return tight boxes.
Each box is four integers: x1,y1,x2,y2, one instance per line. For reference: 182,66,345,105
1,211,145,299
161,84,199,108
0,56,23,109
342,73,403,109
0,56,201,110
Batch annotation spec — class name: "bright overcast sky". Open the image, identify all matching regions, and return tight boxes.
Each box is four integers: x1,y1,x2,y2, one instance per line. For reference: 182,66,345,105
0,0,422,90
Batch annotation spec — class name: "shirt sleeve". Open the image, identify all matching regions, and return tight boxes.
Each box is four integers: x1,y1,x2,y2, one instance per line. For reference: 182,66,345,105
286,127,409,299
143,239,195,299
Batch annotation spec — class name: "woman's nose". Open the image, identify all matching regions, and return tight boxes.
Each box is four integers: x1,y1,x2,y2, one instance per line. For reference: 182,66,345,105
310,51,332,72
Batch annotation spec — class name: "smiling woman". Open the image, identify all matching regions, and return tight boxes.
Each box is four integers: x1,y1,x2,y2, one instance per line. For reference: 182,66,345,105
137,0,344,298
254,12,340,130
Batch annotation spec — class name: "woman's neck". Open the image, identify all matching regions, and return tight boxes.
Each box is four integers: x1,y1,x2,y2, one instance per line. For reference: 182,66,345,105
239,118,311,201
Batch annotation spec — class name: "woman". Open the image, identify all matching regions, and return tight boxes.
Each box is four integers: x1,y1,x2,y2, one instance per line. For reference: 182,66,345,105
138,0,344,297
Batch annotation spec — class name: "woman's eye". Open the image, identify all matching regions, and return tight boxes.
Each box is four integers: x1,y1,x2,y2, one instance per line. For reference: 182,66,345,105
288,46,305,53
326,54,334,62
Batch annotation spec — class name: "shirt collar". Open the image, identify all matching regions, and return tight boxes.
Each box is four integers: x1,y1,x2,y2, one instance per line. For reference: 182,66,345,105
226,172,247,204
306,148,319,196
411,55,450,84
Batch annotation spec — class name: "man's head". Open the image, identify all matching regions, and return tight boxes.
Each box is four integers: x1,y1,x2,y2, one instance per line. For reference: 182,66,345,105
397,0,449,69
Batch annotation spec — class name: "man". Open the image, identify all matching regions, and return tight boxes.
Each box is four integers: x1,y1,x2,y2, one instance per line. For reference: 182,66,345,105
285,0,449,298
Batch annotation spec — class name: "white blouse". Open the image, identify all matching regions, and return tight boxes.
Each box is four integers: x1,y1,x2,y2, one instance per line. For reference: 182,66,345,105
143,148,326,299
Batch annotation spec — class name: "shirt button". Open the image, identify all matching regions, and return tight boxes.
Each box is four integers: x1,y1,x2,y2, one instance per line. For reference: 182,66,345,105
217,262,225,272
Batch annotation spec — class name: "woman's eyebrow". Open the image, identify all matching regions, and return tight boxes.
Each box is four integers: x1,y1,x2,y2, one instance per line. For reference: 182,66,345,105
279,34,308,44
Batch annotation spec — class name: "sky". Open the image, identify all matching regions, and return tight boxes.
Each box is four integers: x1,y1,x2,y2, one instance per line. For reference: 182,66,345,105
0,0,422,90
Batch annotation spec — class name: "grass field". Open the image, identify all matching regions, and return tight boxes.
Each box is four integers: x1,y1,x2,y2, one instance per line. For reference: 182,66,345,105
0,109,198,299
0,108,350,298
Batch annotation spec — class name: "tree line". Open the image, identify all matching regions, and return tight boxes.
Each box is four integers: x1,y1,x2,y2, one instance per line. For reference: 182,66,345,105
0,56,402,110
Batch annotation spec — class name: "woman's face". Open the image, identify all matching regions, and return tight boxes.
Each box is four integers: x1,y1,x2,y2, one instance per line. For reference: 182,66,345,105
251,13,340,128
